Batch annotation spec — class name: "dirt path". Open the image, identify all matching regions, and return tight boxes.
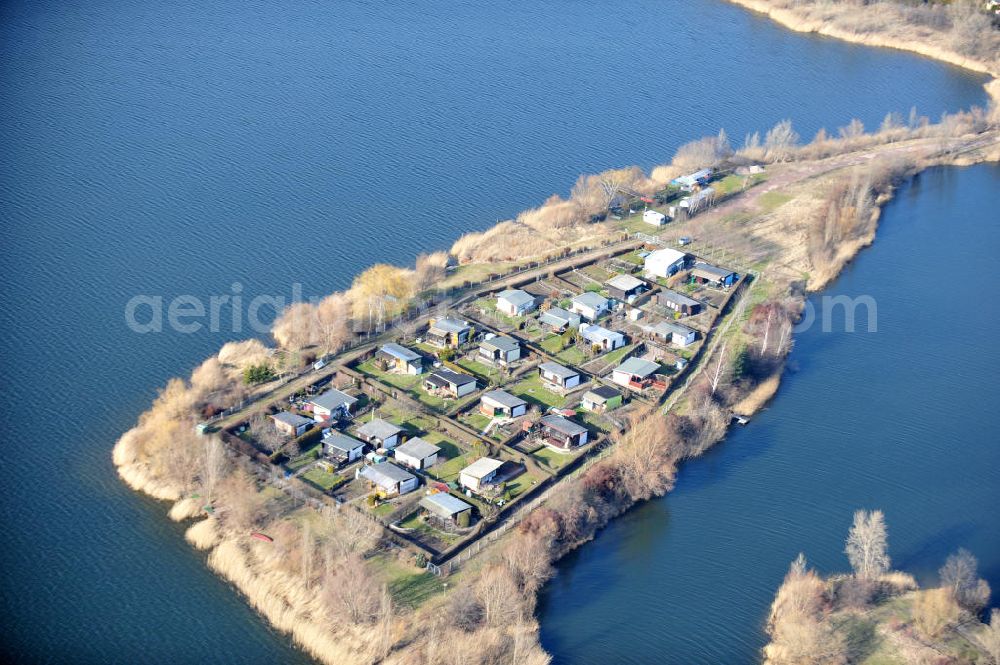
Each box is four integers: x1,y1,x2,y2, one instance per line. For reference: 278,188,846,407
694,132,1000,225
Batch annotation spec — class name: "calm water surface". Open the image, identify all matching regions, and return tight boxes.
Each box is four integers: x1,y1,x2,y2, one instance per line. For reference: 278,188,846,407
0,0,993,662
538,165,1000,663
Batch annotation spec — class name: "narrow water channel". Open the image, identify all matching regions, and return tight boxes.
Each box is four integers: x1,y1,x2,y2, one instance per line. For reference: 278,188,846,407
538,164,1000,664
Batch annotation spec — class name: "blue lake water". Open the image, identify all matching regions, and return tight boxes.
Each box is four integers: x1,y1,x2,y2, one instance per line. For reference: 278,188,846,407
537,164,1000,663
0,0,994,662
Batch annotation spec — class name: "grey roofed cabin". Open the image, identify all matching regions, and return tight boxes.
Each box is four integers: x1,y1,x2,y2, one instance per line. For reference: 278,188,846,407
425,369,476,388
689,262,738,286
538,361,577,380
540,414,587,436
572,291,608,311
497,289,534,307
430,317,470,333
271,411,312,428
615,356,660,378
359,462,418,495
356,418,403,443
579,323,625,350
480,336,519,354
481,389,526,409
657,289,702,314
539,414,589,448
310,388,358,412
460,457,505,491
394,437,441,460
605,274,646,300
379,342,421,363
539,306,581,330
324,432,365,462
419,492,473,521
325,432,363,452
583,385,621,403
650,320,695,338
427,317,473,348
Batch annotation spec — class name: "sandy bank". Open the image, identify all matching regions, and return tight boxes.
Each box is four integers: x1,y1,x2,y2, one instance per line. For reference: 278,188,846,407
727,0,1000,105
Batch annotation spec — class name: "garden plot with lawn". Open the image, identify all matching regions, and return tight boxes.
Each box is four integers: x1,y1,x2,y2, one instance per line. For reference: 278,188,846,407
511,374,567,409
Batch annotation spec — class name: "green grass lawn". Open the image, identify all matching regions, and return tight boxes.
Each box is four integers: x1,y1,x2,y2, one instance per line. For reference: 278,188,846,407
714,174,745,195
581,264,613,282
285,443,322,472
398,511,425,529
415,388,478,414
414,341,443,356
370,553,446,610
419,431,474,458
425,438,464,460
555,345,587,366
521,319,543,337
428,452,473,483
388,570,445,609
357,359,422,390
759,190,792,212
461,411,492,432
619,251,645,266
617,213,661,235
374,404,438,436
370,502,395,517
577,408,614,433
504,471,540,500
455,357,498,380
301,467,346,492
511,374,566,408
531,446,577,471
540,333,568,355
398,511,462,546
474,297,498,313
600,343,636,367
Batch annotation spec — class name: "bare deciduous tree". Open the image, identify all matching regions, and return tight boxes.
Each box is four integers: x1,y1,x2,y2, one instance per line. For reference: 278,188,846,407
217,471,266,532
322,553,381,624
939,548,990,613
271,301,321,351
323,504,381,558
764,119,800,162
672,130,733,169
845,509,890,580
502,530,553,595
315,293,351,357
710,340,730,396
613,406,677,500
475,564,521,626
447,586,483,632
249,412,284,453
838,118,865,143
415,251,449,290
